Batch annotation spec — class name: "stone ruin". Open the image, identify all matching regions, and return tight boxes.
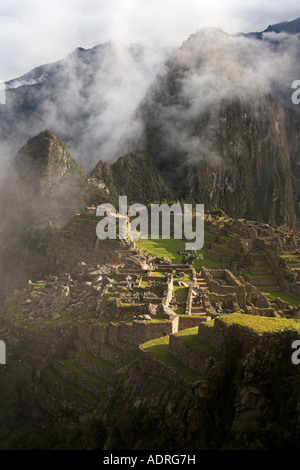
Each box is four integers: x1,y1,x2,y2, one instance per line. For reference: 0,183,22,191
204,213,300,299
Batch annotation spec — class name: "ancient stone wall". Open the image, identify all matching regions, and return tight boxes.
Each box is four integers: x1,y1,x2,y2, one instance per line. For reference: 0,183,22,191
197,321,224,351
137,347,197,390
163,275,173,307
169,335,212,375
178,315,206,330
198,317,300,358
77,317,178,352
203,268,246,308
185,285,193,315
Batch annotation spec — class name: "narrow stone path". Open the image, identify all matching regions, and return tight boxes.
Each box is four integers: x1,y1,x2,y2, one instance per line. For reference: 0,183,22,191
191,276,208,316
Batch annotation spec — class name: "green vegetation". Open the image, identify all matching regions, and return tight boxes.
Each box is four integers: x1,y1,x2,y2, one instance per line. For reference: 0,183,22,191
173,285,189,314
0,395,106,450
110,153,173,205
2,291,28,327
98,291,116,309
137,232,300,308
140,336,202,383
136,237,185,263
55,359,104,386
44,366,96,401
264,290,300,306
174,327,221,359
173,286,188,303
220,313,300,333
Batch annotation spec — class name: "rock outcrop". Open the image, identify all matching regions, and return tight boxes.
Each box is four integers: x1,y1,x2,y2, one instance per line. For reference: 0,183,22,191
129,28,299,227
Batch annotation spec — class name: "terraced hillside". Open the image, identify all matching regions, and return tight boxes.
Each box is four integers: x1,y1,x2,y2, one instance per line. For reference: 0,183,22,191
139,313,300,385
51,212,131,272
204,230,278,287
137,229,300,307
0,258,198,420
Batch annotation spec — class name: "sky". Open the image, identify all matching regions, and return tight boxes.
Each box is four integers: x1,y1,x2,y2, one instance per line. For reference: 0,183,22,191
0,0,299,81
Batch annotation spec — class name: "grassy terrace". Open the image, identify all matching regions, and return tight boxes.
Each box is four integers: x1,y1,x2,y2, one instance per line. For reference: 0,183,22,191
68,348,114,371
136,238,185,263
140,336,203,383
173,285,189,315
264,290,300,306
219,313,300,333
55,358,105,386
174,327,222,359
136,237,222,268
44,366,96,401
136,234,300,307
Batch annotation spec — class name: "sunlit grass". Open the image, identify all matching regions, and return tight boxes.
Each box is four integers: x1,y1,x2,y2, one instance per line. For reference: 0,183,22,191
140,336,203,382
174,327,221,359
220,313,300,333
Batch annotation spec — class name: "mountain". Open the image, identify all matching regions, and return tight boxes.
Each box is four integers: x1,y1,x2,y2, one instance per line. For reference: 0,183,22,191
126,27,299,227
0,131,91,301
2,18,300,451
236,17,300,108
1,19,300,228
243,16,300,38
0,43,167,170
0,133,174,301
90,152,174,204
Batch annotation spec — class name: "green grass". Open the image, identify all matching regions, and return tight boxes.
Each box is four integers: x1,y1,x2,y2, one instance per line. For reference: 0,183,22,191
174,327,221,359
209,241,239,254
173,286,188,303
280,255,300,261
98,291,116,308
136,236,222,269
220,313,300,333
174,306,186,315
55,359,104,386
245,273,277,280
44,366,96,401
140,336,203,383
136,237,185,263
253,260,270,267
68,348,114,370
263,290,300,306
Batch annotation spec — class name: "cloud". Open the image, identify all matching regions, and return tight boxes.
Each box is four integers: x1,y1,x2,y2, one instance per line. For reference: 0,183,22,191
0,0,299,80
124,24,300,171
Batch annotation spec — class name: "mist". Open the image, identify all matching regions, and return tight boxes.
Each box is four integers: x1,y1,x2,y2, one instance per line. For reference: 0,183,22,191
122,25,300,168
0,42,170,173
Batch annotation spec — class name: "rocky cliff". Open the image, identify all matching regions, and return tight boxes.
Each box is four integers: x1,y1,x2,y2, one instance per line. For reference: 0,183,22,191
0,131,91,301
91,152,174,204
129,28,299,226
1,43,166,168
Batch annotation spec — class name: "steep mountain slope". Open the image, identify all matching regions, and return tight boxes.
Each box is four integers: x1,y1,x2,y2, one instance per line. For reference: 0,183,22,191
0,131,92,301
90,153,174,204
128,27,298,226
244,16,300,38
0,131,176,302
1,43,166,170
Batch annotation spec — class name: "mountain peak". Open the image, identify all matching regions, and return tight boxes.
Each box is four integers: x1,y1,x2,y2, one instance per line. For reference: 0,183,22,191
263,17,300,34
13,130,72,195
240,16,300,39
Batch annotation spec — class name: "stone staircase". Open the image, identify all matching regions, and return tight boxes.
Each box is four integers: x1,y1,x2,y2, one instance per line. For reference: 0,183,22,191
191,277,209,317
245,252,280,291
